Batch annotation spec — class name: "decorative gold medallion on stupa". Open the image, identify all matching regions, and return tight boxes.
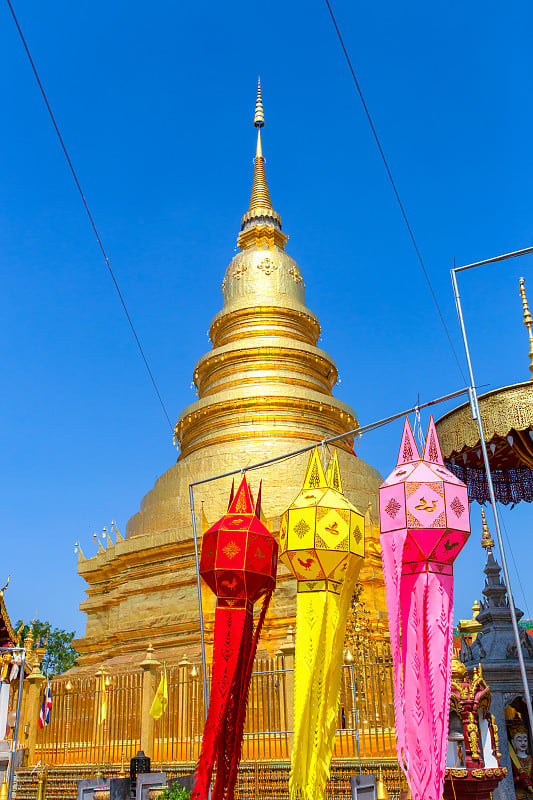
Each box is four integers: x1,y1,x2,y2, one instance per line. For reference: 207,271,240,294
73,81,385,670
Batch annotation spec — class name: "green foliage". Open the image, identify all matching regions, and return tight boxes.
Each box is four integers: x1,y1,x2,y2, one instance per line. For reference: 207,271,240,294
156,784,192,800
15,619,79,677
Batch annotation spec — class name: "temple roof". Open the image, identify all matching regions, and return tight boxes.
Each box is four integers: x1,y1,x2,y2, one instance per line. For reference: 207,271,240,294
0,581,18,648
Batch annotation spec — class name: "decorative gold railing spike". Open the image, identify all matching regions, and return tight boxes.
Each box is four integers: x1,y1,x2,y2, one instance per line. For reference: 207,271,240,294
519,277,533,380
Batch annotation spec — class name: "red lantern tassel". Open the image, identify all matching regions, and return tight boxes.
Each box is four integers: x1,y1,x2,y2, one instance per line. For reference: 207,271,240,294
192,591,272,800
224,590,272,800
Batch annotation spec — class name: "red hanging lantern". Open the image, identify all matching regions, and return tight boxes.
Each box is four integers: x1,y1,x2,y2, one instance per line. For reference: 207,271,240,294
192,476,277,800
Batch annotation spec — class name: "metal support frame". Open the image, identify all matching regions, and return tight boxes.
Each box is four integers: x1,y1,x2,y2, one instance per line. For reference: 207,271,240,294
451,246,533,742
0,646,27,800
348,662,362,774
188,386,469,724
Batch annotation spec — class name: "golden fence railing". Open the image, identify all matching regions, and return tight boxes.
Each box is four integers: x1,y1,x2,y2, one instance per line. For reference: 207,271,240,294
241,653,289,760
35,672,142,765
153,658,205,762
31,636,395,766
335,639,396,758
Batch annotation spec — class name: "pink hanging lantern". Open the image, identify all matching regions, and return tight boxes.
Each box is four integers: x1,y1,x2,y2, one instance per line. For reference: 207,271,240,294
379,416,471,800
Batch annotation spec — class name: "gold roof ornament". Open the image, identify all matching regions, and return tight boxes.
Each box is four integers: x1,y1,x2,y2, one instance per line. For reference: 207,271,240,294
0,575,9,601
519,277,533,380
480,508,495,550
457,600,482,640
456,509,495,640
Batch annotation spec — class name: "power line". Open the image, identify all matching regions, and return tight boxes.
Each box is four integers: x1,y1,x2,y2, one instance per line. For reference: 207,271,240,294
500,511,531,619
5,0,174,435
323,0,467,384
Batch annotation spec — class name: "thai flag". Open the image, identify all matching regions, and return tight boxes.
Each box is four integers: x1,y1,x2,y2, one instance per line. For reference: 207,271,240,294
38,683,52,728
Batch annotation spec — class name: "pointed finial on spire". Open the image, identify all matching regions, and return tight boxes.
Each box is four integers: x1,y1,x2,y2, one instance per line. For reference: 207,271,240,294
481,507,495,550
237,80,286,250
519,277,533,380
254,78,264,128
249,81,271,211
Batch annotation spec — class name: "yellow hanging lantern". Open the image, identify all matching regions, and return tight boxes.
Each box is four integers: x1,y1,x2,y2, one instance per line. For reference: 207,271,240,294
280,447,365,800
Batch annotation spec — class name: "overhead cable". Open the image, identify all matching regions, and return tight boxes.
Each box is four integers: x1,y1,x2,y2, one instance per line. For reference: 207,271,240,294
323,0,467,384
5,0,174,434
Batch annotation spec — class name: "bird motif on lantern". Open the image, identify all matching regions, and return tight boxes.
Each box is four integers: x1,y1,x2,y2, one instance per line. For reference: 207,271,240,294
379,417,471,800
192,475,277,800
279,448,365,800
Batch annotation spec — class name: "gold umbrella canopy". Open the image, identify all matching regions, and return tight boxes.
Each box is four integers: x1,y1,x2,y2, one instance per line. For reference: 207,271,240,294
436,277,533,505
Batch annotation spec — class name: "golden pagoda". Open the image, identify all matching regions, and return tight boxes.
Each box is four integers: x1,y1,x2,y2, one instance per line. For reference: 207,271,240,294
73,82,385,669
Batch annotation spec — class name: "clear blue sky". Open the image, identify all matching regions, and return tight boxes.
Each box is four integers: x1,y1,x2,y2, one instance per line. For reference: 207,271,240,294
2,0,533,637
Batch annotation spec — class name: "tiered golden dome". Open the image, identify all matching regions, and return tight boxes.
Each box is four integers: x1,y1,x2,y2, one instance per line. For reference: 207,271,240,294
175,79,359,461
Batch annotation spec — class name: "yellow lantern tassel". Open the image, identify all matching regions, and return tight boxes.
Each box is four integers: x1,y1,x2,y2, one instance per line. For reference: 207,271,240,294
309,554,361,798
281,448,365,800
290,590,329,799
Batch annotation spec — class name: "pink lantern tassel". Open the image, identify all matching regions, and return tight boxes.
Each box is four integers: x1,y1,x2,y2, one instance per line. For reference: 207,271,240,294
379,417,470,800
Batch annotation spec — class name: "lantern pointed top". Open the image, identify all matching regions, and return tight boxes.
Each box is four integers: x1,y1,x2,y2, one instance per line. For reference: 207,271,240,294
255,480,263,519
396,418,420,466
302,448,328,490
422,416,444,465
326,449,343,494
228,475,255,515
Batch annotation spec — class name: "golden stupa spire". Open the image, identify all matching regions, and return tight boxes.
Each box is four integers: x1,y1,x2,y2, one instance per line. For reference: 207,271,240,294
238,79,286,251
254,78,265,127
248,79,272,211
519,277,533,380
481,507,495,551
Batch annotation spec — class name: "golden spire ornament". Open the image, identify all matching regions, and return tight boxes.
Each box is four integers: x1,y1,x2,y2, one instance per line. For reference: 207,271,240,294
248,78,272,211
519,277,533,379
254,77,264,128
481,507,495,550
237,80,286,250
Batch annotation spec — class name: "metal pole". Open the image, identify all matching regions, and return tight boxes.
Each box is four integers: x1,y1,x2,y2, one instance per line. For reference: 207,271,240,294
187,387,469,490
189,485,209,724
451,268,533,740
7,648,26,800
349,663,362,774
454,244,533,273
